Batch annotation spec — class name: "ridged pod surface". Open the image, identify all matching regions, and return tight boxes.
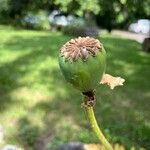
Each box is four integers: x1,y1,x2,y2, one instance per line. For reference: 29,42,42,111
59,37,106,92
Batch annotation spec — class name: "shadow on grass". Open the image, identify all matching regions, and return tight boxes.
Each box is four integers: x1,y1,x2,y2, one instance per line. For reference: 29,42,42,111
0,33,70,112
0,32,150,149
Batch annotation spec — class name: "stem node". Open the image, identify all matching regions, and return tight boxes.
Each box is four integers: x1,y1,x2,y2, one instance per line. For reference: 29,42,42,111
82,91,113,150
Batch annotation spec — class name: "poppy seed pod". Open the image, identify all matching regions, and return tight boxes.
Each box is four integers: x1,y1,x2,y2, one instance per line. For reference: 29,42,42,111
59,37,106,92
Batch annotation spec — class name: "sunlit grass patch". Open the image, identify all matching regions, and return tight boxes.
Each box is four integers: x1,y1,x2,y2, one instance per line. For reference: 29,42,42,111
0,25,149,149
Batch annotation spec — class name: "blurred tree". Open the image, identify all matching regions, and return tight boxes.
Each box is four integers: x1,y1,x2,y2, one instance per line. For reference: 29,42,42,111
118,0,150,27
0,0,9,23
8,0,30,18
0,0,149,30
54,0,100,16
51,0,150,31
0,0,8,12
96,0,117,32
96,0,150,31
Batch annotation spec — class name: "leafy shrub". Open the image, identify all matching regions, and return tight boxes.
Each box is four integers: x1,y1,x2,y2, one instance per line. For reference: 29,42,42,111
62,18,99,37
17,118,40,148
63,25,99,37
21,11,50,30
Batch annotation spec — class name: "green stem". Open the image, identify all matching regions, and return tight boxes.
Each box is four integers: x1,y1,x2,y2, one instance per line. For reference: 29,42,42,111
85,106,113,150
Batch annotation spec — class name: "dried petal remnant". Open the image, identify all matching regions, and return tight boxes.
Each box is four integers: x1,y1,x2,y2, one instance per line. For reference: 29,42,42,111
60,37,102,61
100,74,125,89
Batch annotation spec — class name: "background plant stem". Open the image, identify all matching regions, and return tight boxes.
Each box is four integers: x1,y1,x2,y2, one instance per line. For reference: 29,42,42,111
85,106,113,150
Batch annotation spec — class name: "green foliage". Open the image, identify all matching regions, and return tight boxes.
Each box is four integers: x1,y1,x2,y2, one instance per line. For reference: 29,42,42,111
0,26,150,149
0,0,9,23
63,25,99,37
54,0,150,30
0,0,9,11
62,19,99,37
0,0,150,29
54,0,100,16
17,118,40,147
21,11,50,30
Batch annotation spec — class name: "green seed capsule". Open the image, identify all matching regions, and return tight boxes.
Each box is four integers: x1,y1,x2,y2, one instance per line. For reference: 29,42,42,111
59,37,106,92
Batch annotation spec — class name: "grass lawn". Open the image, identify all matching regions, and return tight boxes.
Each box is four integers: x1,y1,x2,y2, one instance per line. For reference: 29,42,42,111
0,25,150,149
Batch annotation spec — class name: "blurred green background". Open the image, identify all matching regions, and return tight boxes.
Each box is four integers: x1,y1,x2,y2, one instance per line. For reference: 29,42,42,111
0,0,150,150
